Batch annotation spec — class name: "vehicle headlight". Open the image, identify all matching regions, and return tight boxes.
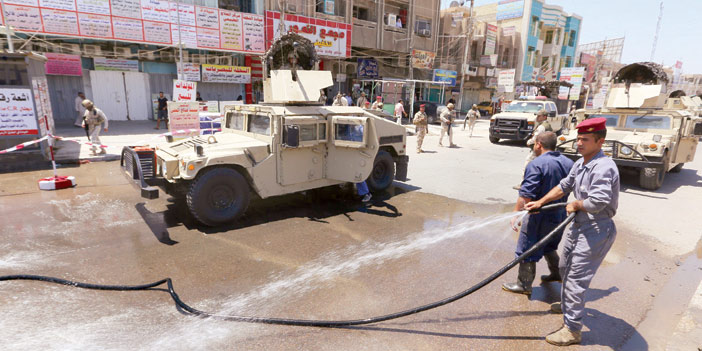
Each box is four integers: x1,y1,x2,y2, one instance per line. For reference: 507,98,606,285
620,146,633,156
161,160,167,175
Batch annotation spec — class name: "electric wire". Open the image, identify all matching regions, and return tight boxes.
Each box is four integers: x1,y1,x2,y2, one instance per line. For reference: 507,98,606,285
0,203,573,327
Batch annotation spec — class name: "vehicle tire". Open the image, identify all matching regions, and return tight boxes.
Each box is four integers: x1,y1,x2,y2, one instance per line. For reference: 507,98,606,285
639,153,668,190
186,167,251,226
669,163,684,173
366,150,395,192
489,136,500,144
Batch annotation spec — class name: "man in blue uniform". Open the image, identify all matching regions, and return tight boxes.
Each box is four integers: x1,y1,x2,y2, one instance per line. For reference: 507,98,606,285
525,118,619,346
504,131,573,295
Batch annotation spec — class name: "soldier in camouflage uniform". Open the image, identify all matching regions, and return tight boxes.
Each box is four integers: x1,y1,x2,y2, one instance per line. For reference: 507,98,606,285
413,104,428,153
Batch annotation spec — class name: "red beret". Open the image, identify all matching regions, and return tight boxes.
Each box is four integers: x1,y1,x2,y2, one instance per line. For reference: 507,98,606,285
376,96,382,100
576,117,607,133
420,104,426,107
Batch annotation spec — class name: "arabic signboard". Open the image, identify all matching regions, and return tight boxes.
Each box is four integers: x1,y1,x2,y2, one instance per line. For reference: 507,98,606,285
558,67,585,100
485,24,498,55
480,54,498,67
32,77,54,137
497,0,524,21
0,89,38,136
173,80,197,101
94,57,139,71
411,49,435,70
357,58,378,79
201,64,251,84
432,69,457,87
167,101,199,137
265,11,351,58
177,62,201,81
502,26,516,36
497,68,515,93
45,53,83,76
0,0,265,54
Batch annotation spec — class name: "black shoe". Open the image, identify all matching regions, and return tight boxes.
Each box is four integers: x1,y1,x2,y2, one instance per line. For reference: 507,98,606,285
541,251,562,282
502,262,536,295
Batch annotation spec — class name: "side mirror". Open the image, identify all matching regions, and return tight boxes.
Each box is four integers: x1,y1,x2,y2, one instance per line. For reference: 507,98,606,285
549,111,557,117
693,122,702,136
283,125,300,148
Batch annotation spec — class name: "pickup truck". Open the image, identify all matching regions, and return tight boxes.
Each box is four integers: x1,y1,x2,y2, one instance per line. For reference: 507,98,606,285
488,97,567,144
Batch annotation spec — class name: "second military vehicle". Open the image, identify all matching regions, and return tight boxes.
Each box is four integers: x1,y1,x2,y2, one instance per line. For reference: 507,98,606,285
557,62,702,190
121,34,409,226
488,96,567,144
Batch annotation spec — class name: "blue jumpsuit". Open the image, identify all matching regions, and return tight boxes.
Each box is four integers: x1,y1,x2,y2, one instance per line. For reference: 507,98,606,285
517,151,574,262
558,150,619,332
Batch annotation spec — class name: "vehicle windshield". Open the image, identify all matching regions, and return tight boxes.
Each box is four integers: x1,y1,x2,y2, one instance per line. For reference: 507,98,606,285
504,102,543,113
624,115,671,129
248,114,271,135
589,114,619,127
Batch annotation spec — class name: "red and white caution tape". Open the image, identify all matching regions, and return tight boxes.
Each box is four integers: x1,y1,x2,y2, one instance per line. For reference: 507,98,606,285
0,135,49,154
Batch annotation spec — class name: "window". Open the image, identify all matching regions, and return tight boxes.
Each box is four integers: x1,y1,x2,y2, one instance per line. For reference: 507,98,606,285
530,16,539,36
554,29,560,44
319,123,327,140
526,48,534,68
591,114,619,127
335,124,364,142
415,17,432,37
545,30,553,44
248,114,271,135
299,124,317,141
353,6,370,21
568,30,576,46
541,57,549,68
384,2,408,28
625,115,671,130
565,56,572,67
504,102,543,113
217,0,250,12
226,112,244,130
317,0,346,17
563,31,569,46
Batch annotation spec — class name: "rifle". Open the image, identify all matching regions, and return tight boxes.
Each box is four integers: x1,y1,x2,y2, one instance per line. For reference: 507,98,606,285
82,115,90,141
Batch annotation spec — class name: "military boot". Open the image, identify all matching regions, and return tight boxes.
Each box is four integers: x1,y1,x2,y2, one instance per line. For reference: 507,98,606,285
545,324,581,346
540,251,561,282
502,262,536,295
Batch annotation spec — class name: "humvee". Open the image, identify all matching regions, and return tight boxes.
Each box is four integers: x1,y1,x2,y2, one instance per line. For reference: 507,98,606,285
557,62,702,190
488,96,567,144
121,34,409,226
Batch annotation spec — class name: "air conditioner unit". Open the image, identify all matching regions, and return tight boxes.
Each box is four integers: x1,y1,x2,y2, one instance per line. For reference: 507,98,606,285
138,50,158,61
83,44,102,57
218,56,232,66
190,54,206,64
113,47,133,58
160,51,174,62
206,55,219,64
286,4,297,13
418,29,431,37
60,43,81,55
397,56,407,67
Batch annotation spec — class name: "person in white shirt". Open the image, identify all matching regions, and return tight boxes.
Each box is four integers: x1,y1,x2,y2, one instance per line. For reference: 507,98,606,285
394,99,407,124
73,92,86,127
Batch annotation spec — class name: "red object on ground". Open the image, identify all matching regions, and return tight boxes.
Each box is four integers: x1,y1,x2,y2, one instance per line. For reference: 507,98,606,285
38,176,76,190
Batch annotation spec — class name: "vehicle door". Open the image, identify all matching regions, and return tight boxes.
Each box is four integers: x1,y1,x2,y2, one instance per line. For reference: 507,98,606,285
326,115,377,183
673,116,701,164
277,116,327,186
546,102,560,130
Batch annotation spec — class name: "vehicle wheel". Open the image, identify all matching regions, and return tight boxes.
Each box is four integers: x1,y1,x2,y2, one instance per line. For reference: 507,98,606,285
639,153,668,190
186,167,251,226
489,136,500,144
669,163,683,173
366,150,395,192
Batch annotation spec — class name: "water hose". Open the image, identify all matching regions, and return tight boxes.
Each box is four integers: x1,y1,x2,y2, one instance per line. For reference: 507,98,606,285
0,203,573,327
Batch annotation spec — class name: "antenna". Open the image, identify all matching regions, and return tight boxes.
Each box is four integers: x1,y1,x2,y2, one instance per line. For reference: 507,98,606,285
650,0,663,61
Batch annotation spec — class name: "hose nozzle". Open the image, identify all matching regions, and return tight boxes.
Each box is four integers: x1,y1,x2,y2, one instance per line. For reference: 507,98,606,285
529,202,567,213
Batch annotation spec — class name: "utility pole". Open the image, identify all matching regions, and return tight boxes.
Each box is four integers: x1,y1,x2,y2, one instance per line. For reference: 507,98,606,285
650,0,663,61
457,0,474,112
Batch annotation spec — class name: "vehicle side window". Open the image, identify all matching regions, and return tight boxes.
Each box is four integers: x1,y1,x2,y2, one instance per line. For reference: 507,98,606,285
299,124,317,141
624,115,671,129
248,114,271,135
319,122,327,140
335,124,364,142
227,112,245,130
549,103,556,113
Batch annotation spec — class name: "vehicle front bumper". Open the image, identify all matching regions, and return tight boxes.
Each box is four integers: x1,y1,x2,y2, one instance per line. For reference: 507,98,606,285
489,127,532,140
120,146,165,199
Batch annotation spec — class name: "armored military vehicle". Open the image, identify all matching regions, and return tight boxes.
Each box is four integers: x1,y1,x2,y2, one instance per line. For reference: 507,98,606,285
121,34,409,226
488,96,567,144
557,62,702,190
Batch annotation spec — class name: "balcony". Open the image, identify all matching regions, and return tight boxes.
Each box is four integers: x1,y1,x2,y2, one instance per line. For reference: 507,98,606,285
381,26,409,52
352,19,378,49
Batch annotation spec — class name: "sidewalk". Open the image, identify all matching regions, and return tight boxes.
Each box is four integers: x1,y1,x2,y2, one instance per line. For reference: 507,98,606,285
53,121,170,162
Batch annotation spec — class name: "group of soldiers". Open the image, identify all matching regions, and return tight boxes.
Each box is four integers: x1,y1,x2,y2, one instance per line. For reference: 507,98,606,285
411,103,480,153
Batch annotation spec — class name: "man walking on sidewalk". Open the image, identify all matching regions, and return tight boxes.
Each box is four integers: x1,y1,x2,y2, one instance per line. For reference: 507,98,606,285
439,103,456,147
81,99,109,155
394,99,407,125
73,92,86,127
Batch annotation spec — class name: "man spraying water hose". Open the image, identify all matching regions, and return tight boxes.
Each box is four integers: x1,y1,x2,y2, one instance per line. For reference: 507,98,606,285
504,131,573,296
525,118,619,346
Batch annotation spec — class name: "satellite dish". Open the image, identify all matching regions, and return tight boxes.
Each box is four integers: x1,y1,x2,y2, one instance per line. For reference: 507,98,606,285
449,1,460,7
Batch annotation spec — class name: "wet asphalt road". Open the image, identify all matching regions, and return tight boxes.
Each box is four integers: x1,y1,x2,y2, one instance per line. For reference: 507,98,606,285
0,161,700,350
